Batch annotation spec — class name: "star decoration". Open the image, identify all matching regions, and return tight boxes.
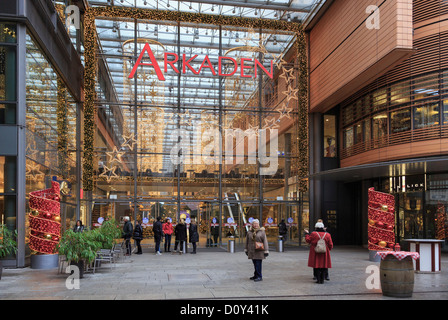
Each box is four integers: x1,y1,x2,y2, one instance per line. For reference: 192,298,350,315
121,133,137,151
26,161,45,182
263,117,280,130
277,103,293,120
283,85,299,102
99,165,118,182
279,66,296,83
106,146,125,164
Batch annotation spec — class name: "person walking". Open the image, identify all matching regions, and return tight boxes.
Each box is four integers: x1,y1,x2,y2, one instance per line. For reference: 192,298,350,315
305,221,333,284
133,220,143,254
73,220,84,233
122,216,133,255
245,219,269,282
174,218,187,254
189,217,199,254
153,216,163,255
278,219,287,241
162,218,174,252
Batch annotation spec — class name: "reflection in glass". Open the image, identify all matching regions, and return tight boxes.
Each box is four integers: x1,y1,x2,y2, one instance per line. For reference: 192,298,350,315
323,115,336,157
390,108,411,133
414,103,439,129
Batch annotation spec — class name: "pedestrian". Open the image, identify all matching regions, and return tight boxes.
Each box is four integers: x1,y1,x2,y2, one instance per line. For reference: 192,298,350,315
174,218,187,254
211,220,219,247
133,220,143,254
153,216,163,255
305,221,333,284
122,216,133,255
278,219,287,241
309,219,330,281
162,218,174,252
245,219,269,282
189,217,199,254
73,220,84,233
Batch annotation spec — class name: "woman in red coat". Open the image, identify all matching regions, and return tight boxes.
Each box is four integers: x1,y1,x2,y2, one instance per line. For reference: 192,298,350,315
305,222,333,284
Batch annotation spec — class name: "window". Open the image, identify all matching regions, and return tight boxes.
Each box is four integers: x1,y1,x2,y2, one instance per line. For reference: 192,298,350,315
364,118,371,142
414,73,439,101
414,103,440,129
373,113,388,139
373,88,387,111
391,81,410,106
0,46,16,101
355,122,363,144
443,99,448,125
0,156,16,193
343,127,354,149
323,115,336,158
0,103,15,124
390,108,411,133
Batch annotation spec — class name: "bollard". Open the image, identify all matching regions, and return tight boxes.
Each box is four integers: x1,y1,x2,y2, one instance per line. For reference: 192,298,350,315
182,241,187,254
277,236,284,252
228,237,235,253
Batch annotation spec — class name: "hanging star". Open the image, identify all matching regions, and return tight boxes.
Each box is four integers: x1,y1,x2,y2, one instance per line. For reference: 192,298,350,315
283,85,299,102
106,146,124,164
99,165,118,182
263,117,280,130
26,161,45,182
121,133,136,151
277,103,293,120
279,66,296,83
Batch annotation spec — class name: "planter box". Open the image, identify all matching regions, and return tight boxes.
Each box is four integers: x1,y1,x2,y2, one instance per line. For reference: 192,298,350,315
30,254,59,269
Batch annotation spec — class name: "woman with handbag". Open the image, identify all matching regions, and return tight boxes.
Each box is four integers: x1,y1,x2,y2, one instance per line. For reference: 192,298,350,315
305,221,333,284
245,219,269,282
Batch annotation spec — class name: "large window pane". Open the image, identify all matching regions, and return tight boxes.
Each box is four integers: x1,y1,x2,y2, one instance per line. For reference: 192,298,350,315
373,113,388,139
372,88,387,111
0,45,16,101
391,108,411,133
0,156,16,193
343,127,354,149
0,103,15,124
323,115,336,157
391,81,410,106
414,103,440,129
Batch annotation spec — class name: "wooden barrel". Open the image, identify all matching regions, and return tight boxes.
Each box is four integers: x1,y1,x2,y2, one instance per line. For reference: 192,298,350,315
380,255,414,298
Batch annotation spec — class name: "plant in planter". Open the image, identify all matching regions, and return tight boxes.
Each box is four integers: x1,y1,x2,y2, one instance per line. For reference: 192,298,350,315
95,218,122,249
57,229,101,278
0,224,18,280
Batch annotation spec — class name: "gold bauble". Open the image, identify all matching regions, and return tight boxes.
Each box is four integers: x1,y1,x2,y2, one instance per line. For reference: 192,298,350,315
31,210,39,216
378,241,387,248
54,216,61,222
45,234,52,240
381,205,388,212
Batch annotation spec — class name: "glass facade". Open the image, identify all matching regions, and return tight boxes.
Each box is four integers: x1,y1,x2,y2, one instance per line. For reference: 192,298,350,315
87,18,307,246
25,31,79,237
0,23,17,258
341,69,448,158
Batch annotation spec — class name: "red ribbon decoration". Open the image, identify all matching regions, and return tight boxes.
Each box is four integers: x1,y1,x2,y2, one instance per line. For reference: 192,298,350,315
28,181,61,254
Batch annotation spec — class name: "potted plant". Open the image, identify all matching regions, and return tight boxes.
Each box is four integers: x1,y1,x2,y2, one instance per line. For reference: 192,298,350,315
95,218,122,249
0,224,18,280
57,229,101,278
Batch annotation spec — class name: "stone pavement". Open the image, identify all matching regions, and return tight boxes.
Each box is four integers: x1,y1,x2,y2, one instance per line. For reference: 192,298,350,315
0,246,447,300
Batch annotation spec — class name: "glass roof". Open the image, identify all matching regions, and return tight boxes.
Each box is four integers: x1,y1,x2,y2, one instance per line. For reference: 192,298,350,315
87,0,325,22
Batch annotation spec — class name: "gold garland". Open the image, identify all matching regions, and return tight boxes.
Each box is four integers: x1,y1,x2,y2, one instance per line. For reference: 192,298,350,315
82,6,308,192
57,77,69,180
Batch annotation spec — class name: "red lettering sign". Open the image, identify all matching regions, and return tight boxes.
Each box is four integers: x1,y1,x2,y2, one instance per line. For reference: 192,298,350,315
128,44,274,81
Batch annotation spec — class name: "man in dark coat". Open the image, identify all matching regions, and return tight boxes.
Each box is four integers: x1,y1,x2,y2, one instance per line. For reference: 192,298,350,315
174,218,187,254
153,216,163,255
189,217,199,254
122,216,133,255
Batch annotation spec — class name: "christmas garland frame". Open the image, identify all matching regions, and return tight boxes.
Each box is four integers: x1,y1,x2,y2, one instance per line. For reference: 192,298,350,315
82,6,309,192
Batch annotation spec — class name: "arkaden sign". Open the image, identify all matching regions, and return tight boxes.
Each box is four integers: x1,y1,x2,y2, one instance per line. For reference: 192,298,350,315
128,43,274,81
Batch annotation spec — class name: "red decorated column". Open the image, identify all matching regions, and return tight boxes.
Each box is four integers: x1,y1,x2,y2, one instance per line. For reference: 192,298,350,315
29,181,61,255
368,188,396,255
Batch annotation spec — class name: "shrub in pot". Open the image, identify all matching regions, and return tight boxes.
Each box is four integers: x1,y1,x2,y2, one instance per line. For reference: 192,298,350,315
57,229,101,278
0,225,18,280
